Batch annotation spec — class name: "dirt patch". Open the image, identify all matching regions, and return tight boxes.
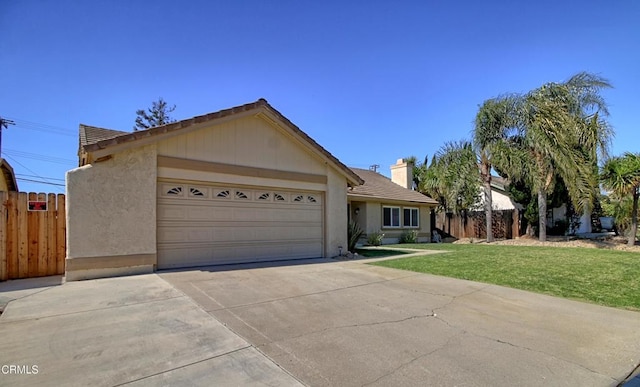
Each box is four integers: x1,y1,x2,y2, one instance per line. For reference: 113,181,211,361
453,235,640,252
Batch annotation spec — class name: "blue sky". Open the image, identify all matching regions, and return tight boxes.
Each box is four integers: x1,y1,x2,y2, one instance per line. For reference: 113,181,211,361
1,0,638,194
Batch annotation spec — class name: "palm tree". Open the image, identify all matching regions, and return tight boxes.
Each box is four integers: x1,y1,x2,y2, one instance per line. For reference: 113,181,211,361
600,153,640,246
405,155,428,191
421,141,480,214
508,72,612,241
473,96,518,242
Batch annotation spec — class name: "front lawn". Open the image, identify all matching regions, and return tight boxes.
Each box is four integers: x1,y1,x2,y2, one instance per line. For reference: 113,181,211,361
371,243,640,310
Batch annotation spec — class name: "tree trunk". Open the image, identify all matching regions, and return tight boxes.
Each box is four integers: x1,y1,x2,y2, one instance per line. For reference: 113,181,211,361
485,182,493,242
538,189,547,242
629,186,639,247
482,164,494,243
526,223,535,237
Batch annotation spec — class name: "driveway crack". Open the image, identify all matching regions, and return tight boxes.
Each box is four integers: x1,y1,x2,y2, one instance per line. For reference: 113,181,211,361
266,312,439,345
361,330,463,386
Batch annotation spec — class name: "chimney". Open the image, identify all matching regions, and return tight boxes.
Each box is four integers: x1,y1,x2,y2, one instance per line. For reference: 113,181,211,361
390,158,413,190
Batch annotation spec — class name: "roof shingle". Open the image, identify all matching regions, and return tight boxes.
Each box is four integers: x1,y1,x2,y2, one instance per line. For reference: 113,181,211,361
348,167,437,205
80,125,128,147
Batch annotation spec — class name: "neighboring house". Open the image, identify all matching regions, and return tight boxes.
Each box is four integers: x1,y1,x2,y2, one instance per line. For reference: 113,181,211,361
0,158,18,192
66,99,365,281
476,176,522,211
348,159,438,244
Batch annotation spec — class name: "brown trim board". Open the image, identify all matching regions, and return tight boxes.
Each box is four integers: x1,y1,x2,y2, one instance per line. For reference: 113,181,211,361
158,155,328,184
66,254,156,271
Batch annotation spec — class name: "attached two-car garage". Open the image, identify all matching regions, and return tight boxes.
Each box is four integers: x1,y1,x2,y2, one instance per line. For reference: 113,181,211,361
66,99,363,281
156,179,324,269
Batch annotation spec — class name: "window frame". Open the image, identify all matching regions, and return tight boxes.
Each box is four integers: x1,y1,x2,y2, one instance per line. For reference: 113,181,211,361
382,206,401,228
403,207,420,228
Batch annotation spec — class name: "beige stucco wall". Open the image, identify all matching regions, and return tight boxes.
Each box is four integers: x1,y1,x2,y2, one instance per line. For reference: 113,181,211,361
67,113,352,277
157,115,326,175
325,168,348,257
66,145,158,280
158,115,349,259
349,199,433,244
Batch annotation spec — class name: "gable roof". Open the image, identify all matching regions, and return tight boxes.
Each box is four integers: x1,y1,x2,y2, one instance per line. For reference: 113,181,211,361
80,125,128,147
0,158,18,191
78,99,363,186
348,167,437,205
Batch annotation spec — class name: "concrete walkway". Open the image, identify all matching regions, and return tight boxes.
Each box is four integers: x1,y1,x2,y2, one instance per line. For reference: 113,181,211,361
0,274,302,386
161,258,640,386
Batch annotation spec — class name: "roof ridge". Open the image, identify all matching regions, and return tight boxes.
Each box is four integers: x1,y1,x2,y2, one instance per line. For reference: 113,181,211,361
77,99,363,186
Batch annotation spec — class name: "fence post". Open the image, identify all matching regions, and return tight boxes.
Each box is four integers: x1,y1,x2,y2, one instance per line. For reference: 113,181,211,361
56,194,66,275
17,192,28,278
46,193,57,276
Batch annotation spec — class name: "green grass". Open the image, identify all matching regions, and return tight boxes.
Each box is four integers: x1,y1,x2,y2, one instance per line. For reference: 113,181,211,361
355,248,409,258
371,243,640,310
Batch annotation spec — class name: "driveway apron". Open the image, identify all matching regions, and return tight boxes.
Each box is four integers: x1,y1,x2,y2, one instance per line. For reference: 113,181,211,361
0,274,302,386
160,258,640,387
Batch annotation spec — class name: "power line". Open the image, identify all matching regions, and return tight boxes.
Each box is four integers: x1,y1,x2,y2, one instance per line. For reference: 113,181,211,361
2,148,76,165
16,178,65,187
16,173,65,182
3,154,65,193
3,117,76,137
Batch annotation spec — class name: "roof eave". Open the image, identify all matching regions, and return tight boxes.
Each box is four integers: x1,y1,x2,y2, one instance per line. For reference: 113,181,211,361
80,99,364,187
347,192,438,206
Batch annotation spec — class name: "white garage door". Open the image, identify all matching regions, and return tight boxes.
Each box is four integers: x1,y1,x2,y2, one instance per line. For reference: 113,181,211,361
157,180,324,269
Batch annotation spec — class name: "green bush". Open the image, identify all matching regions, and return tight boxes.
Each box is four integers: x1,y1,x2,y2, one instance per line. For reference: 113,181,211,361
399,229,419,243
347,221,364,253
367,231,385,246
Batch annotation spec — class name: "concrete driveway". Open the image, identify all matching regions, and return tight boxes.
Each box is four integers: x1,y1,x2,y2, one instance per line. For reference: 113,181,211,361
1,257,640,386
160,257,640,387
0,274,301,386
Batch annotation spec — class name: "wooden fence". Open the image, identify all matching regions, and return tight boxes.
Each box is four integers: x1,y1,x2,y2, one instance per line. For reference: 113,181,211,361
0,192,66,281
436,209,520,240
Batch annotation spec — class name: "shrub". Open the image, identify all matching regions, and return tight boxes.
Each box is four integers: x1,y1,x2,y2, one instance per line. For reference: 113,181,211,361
367,231,384,246
399,229,419,243
347,221,364,252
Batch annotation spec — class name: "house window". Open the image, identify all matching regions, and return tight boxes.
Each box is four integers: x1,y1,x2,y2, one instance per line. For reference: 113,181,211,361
403,208,419,228
293,195,304,202
383,206,400,228
307,195,317,203
258,193,270,200
274,193,286,201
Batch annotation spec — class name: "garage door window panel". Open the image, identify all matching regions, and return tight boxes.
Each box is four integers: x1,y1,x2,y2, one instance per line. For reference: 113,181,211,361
215,189,230,198
189,187,206,197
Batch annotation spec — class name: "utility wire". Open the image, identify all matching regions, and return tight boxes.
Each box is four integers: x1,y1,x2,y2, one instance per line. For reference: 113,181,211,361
2,148,76,165
16,178,65,187
16,173,65,182
3,154,65,193
3,117,76,137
